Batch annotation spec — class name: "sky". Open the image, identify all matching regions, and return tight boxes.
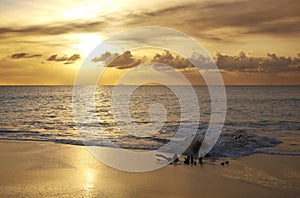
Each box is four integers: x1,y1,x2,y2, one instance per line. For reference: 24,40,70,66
0,0,299,85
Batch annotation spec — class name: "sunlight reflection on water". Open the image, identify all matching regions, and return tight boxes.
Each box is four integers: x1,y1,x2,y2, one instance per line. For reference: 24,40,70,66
85,169,95,190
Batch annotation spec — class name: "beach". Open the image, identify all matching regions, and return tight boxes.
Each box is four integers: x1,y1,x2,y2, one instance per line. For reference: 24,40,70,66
1,0,300,197
0,140,299,197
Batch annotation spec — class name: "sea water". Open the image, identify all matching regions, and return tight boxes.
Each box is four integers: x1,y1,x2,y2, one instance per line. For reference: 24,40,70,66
0,86,299,157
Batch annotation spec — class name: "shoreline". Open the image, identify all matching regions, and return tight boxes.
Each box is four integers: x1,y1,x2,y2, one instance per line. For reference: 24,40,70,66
0,140,299,197
1,137,297,158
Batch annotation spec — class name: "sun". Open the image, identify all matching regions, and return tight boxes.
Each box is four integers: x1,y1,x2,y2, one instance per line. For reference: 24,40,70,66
74,34,103,58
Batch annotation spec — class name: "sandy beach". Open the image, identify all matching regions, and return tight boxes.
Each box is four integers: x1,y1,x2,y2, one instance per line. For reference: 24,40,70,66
0,140,299,197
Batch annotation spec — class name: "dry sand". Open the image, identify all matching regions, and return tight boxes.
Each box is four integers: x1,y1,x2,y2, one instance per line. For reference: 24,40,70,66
0,140,299,197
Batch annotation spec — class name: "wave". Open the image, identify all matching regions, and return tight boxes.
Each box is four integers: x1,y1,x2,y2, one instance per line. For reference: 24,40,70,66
255,150,300,156
209,130,282,157
1,128,297,158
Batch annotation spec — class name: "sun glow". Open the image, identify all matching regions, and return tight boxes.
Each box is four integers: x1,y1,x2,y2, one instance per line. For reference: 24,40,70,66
63,4,100,20
74,34,103,57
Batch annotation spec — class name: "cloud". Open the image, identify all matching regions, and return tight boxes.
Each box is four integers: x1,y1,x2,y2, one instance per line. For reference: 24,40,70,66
92,51,143,69
91,51,118,63
67,54,81,61
92,50,300,74
214,52,300,73
124,0,300,41
151,50,193,69
93,50,213,71
11,52,42,59
47,54,80,62
63,61,75,65
0,0,299,44
0,21,106,37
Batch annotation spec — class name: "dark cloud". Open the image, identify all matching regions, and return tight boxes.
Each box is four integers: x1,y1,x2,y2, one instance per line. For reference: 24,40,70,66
11,52,42,59
93,50,211,71
92,51,143,69
47,54,80,62
91,51,118,63
67,54,81,61
151,50,193,69
63,61,75,65
93,50,300,73
215,52,300,73
0,21,106,37
125,0,300,40
150,51,218,71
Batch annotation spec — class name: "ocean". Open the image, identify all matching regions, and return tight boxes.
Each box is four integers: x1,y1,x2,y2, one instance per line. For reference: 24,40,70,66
0,86,299,158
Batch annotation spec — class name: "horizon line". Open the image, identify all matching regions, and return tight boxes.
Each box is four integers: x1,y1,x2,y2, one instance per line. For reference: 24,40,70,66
0,84,299,86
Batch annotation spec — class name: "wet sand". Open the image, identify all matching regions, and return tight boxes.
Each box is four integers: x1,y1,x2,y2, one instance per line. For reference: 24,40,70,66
0,140,299,197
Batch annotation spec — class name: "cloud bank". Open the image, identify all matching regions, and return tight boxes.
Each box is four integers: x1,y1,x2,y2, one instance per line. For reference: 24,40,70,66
93,50,300,73
215,52,300,73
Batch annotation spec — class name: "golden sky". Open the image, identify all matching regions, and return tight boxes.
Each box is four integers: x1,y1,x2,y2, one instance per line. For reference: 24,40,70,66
0,0,299,85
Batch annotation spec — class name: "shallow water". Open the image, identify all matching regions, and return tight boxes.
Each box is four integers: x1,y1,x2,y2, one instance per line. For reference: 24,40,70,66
0,85,299,157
